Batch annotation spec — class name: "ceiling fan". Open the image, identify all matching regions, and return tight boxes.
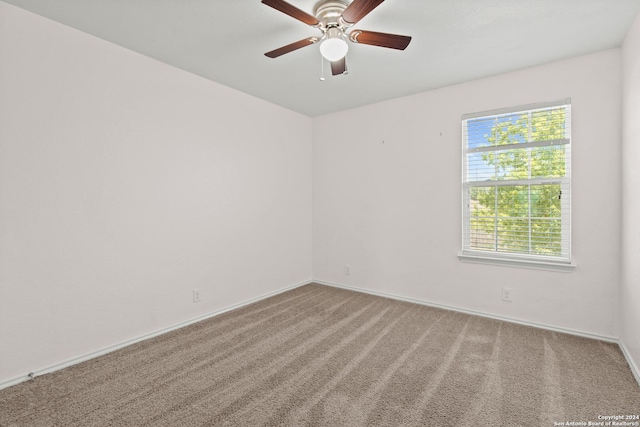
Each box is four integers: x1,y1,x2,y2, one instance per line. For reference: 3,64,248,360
262,0,412,76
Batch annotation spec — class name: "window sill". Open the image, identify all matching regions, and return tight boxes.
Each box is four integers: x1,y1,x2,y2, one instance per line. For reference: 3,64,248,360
458,253,576,272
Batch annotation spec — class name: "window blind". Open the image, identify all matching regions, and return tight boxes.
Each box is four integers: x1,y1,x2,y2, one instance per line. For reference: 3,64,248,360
462,99,571,264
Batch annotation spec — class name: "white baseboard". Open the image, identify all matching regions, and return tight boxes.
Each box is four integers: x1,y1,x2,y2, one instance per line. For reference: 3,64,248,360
313,280,618,342
314,280,640,387
4,279,638,392
0,279,311,391
619,340,640,387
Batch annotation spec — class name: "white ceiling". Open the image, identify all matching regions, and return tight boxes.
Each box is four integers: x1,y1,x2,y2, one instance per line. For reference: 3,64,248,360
3,0,640,117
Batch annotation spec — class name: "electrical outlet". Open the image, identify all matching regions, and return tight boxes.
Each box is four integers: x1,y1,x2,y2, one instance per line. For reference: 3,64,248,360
502,287,512,302
345,264,351,275
193,289,202,303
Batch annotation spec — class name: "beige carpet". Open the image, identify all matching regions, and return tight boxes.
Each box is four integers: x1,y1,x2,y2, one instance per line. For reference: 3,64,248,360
1,283,639,426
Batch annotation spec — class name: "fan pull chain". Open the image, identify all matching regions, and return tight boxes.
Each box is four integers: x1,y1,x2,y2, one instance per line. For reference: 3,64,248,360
320,54,326,81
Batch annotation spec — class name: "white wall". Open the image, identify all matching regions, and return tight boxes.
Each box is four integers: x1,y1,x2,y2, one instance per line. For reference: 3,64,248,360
313,49,622,338
621,13,640,378
0,2,312,385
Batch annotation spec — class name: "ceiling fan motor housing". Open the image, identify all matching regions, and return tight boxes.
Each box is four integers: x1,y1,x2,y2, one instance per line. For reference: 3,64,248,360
313,0,352,33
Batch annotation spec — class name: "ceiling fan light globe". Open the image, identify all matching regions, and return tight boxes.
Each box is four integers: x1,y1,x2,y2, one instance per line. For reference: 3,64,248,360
320,38,348,61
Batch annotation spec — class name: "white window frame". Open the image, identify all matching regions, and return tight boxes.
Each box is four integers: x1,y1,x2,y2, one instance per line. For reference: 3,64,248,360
458,99,575,271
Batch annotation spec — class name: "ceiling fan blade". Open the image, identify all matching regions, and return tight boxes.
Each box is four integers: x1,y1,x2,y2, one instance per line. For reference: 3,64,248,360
261,0,320,26
341,0,385,25
265,37,319,58
330,57,348,76
349,30,411,50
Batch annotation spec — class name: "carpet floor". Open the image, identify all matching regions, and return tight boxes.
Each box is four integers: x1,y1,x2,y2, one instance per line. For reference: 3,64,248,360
1,283,639,426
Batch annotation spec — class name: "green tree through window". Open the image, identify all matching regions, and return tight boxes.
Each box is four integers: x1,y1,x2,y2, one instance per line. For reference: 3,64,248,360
463,102,571,262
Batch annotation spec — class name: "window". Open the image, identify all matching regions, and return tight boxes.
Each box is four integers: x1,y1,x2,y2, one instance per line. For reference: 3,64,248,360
460,99,572,269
